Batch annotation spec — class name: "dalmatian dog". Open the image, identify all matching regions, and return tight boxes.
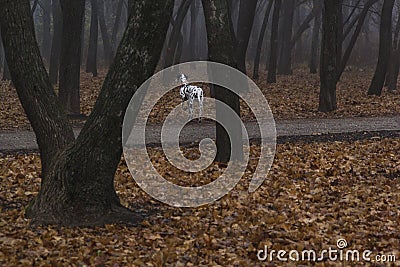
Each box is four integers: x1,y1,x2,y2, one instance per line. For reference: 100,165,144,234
178,74,204,122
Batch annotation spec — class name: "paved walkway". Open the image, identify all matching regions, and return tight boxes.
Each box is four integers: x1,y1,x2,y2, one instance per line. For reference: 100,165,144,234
1,116,399,152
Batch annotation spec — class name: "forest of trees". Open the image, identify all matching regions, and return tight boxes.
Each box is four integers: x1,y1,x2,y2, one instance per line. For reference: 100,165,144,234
0,0,399,226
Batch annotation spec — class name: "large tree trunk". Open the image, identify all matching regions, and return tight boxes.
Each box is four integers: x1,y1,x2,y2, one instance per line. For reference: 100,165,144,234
253,0,273,80
0,0,173,226
98,0,114,66
319,0,340,112
267,0,281,83
58,0,85,116
86,0,99,77
49,0,62,84
202,0,243,163
277,0,295,75
235,0,257,74
368,0,395,96
309,0,321,74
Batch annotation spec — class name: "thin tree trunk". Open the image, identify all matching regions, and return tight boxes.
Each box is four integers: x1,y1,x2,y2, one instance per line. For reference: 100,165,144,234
319,0,340,112
202,0,243,163
189,0,198,62
336,0,343,72
0,0,174,226
98,0,114,66
174,32,184,64
163,0,193,69
49,0,62,84
58,0,85,115
278,0,295,75
86,0,99,77
253,0,273,80
227,0,238,50
337,0,377,80
31,0,39,14
387,9,400,91
41,0,51,64
235,0,258,74
368,0,395,96
309,0,321,74
111,0,124,52
267,0,281,83
0,28,3,73
80,3,86,66
2,58,11,80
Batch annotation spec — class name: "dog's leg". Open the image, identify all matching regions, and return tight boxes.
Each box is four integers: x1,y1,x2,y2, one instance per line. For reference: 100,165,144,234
188,97,193,120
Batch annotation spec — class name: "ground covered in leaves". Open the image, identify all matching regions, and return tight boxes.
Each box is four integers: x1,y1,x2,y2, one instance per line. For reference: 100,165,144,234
1,68,399,130
1,137,399,266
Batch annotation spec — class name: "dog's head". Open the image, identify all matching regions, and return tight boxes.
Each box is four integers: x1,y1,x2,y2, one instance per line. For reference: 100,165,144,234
177,73,188,84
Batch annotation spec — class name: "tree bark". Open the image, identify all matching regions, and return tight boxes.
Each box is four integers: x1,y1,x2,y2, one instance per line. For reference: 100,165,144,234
277,0,295,75
368,0,395,96
309,0,321,74
49,0,62,84
202,0,243,163
235,0,258,74
319,0,340,112
253,0,273,80
86,0,99,77
267,0,281,83
1,0,174,226
58,0,85,116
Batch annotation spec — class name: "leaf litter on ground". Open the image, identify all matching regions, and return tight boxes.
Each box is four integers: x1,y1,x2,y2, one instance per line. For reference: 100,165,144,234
0,137,399,266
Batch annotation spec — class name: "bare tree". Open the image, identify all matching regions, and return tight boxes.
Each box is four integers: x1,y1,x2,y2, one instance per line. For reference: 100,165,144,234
202,0,243,163
58,0,85,115
98,0,114,66
319,0,341,112
41,0,52,63
267,0,281,83
86,0,99,77
309,0,322,74
49,0,62,84
253,0,273,80
278,0,295,75
235,0,258,74
0,0,174,226
368,0,395,96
